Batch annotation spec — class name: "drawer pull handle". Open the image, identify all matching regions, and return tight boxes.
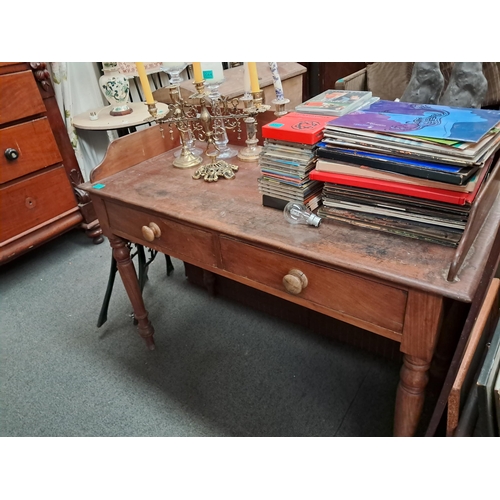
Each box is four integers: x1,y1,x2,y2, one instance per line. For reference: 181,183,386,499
141,222,161,242
4,148,19,161
283,269,308,295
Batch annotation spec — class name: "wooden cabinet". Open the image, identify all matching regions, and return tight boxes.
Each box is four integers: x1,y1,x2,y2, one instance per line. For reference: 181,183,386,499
0,62,102,264
299,62,366,100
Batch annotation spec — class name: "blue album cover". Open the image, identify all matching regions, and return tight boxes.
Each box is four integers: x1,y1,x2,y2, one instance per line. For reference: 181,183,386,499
318,145,465,173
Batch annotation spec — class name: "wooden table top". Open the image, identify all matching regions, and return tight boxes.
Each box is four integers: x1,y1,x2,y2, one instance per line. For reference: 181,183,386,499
81,141,500,303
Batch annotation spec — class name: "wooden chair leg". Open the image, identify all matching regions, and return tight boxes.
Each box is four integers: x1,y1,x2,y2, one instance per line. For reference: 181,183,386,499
97,254,118,327
165,254,174,276
137,244,148,292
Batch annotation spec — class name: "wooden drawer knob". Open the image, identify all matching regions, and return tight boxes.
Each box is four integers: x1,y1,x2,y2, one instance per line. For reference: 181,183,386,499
283,269,308,295
141,222,161,242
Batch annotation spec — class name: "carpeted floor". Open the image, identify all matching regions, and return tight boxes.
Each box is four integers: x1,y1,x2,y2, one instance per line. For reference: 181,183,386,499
0,228,401,437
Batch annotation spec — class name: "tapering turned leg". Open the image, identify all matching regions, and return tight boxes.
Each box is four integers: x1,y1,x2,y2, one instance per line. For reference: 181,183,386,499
394,355,430,436
394,290,444,436
109,235,155,350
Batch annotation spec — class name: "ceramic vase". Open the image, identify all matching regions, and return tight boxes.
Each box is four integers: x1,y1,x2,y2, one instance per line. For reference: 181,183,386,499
99,62,133,116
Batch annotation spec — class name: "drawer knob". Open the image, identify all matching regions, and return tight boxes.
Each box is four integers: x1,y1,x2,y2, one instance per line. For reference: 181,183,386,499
283,269,308,295
4,148,19,161
141,222,161,242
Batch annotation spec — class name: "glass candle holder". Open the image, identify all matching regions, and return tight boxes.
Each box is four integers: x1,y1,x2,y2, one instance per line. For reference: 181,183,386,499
201,62,237,160
161,62,202,158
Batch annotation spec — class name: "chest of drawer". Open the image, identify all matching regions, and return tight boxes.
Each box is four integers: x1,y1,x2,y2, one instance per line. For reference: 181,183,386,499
0,118,63,184
220,237,407,334
0,166,77,243
0,70,46,125
105,202,218,269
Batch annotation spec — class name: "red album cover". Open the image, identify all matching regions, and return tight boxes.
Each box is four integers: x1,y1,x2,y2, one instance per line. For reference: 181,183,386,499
262,112,335,145
309,164,490,206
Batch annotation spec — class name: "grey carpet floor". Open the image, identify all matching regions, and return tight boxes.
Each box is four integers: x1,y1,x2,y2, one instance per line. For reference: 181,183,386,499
0,228,401,437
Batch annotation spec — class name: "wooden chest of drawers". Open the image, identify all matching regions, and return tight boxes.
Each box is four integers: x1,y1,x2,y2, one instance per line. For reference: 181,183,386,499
0,62,102,264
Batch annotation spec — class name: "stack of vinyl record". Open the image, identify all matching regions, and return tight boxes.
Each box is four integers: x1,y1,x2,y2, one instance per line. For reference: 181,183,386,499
258,112,332,210
308,100,500,247
294,89,378,117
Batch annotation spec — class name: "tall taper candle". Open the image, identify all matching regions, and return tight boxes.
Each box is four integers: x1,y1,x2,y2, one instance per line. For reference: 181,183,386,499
192,62,203,83
268,62,284,100
247,62,260,93
243,62,251,95
135,62,154,104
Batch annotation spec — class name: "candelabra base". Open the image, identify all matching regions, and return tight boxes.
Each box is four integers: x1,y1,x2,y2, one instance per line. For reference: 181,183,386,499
237,140,262,162
216,145,239,159
175,145,203,158
173,148,203,169
192,158,239,182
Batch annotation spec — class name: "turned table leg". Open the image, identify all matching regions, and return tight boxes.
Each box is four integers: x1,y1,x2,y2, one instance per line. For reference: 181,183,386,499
394,355,430,436
109,235,155,350
394,290,444,436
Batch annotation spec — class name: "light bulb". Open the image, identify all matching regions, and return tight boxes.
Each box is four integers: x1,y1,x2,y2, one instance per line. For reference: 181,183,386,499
283,201,322,227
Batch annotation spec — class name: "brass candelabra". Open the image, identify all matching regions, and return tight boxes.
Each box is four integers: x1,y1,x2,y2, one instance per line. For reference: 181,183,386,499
146,80,289,181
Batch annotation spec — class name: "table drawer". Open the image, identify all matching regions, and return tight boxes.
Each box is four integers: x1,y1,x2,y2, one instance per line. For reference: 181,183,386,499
0,166,78,243
0,118,63,184
0,70,46,125
220,237,407,333
105,202,218,269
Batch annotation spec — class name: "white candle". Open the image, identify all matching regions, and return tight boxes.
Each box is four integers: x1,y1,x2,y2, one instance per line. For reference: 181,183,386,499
243,62,251,95
269,62,285,101
201,62,224,84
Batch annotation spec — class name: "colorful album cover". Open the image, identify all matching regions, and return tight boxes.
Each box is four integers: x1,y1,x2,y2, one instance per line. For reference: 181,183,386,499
330,100,500,143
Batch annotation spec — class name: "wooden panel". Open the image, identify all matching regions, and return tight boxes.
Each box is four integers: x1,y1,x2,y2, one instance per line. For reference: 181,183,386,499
0,70,46,125
0,166,77,243
90,124,180,182
0,117,62,184
448,153,500,281
104,201,218,269
0,209,82,264
320,63,367,91
299,63,366,100
0,62,28,75
447,278,500,436
220,237,407,333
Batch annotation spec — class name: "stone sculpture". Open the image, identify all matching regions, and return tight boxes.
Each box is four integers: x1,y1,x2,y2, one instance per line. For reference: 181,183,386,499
439,62,488,108
400,62,445,105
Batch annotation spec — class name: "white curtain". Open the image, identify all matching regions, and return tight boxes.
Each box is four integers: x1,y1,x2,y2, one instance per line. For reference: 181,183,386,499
49,62,117,181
